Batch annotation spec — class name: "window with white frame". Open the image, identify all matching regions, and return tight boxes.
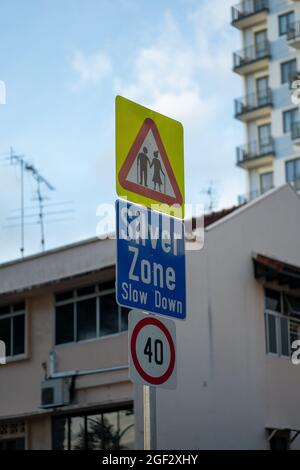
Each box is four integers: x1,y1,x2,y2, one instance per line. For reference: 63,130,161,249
265,288,300,357
55,282,129,345
0,302,26,358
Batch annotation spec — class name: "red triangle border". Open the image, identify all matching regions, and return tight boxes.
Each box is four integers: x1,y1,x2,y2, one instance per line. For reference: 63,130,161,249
118,118,183,206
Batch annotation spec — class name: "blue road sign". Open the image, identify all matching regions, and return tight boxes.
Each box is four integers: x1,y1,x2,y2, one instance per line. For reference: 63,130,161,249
116,199,186,320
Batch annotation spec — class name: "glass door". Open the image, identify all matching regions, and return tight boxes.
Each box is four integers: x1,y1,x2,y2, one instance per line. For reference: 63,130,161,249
255,30,267,59
256,76,269,107
260,172,273,194
258,123,271,154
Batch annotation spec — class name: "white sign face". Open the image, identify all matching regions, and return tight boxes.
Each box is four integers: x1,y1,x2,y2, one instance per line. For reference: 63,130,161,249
128,310,177,390
124,128,176,198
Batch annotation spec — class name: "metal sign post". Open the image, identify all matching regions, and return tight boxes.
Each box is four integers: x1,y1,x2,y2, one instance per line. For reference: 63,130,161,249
143,385,157,450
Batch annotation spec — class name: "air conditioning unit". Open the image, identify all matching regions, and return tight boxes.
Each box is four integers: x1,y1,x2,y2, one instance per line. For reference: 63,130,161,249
41,378,72,408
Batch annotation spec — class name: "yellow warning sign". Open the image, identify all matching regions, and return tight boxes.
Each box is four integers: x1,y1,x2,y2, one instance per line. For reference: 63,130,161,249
116,96,184,218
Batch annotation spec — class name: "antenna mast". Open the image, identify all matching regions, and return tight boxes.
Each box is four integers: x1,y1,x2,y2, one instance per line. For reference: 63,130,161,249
10,149,55,254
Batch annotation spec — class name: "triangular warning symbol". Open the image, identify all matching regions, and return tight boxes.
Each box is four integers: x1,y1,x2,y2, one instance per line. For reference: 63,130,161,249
118,118,183,206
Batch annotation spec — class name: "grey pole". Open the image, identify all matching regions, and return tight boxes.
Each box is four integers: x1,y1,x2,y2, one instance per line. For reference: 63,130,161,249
143,385,157,450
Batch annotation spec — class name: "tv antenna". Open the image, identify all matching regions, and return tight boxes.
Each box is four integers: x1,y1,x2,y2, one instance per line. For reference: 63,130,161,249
9,147,55,255
201,180,218,213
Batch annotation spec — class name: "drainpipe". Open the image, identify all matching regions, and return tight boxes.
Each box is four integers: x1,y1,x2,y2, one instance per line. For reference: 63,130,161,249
48,351,128,379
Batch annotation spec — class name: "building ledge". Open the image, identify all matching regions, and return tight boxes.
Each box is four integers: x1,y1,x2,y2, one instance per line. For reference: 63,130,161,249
253,253,300,289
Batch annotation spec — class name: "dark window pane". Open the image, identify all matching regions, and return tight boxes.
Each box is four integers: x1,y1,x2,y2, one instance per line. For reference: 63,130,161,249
70,416,86,450
77,298,97,341
13,314,25,355
121,307,130,332
0,438,25,450
279,11,294,36
270,431,290,450
280,317,289,356
286,160,295,183
0,318,11,356
55,290,74,302
283,108,299,133
86,414,103,450
52,417,69,450
267,314,277,354
99,280,115,292
265,289,281,312
119,409,134,450
102,411,119,450
55,304,74,345
76,285,96,297
260,172,273,194
281,59,297,84
289,319,300,352
296,158,300,176
286,295,300,317
52,408,134,451
100,294,119,336
0,305,10,316
12,302,25,312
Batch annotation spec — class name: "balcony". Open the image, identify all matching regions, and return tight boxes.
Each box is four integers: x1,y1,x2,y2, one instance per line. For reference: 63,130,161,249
236,139,275,169
233,41,270,75
288,179,300,192
292,121,300,145
238,186,274,204
231,0,269,30
234,88,272,122
287,21,300,49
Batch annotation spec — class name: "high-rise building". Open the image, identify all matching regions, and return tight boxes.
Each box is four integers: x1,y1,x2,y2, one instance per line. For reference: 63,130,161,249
232,0,300,203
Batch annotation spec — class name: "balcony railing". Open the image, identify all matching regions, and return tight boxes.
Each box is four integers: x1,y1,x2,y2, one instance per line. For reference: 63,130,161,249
238,186,274,204
235,88,272,117
236,138,274,165
233,41,270,70
292,121,300,140
287,20,300,41
288,178,300,191
232,0,269,24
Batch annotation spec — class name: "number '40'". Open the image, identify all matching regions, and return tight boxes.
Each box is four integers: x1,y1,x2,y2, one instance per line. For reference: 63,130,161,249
144,337,163,365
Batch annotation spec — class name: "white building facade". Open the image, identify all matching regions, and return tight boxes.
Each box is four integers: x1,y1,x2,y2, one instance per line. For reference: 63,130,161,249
232,0,300,203
157,185,300,449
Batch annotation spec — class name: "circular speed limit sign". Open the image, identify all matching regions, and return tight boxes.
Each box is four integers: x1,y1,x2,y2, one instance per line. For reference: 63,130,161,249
129,311,177,390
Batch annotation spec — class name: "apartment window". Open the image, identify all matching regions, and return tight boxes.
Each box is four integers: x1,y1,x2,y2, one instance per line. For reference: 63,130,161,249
55,283,129,345
52,407,134,450
283,108,299,133
269,430,290,450
256,76,269,105
258,123,271,153
286,157,300,189
0,438,25,450
265,288,300,357
260,172,273,194
281,59,297,84
255,30,267,58
279,11,295,36
0,302,25,357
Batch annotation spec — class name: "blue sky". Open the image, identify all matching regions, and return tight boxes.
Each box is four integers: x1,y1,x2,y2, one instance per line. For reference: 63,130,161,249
0,0,242,263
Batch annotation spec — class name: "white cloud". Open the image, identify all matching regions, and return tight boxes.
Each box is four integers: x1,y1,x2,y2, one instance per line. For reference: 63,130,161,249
114,1,243,209
71,49,112,90
115,12,215,125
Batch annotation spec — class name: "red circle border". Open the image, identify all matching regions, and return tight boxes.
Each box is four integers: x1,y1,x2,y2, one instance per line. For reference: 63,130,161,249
130,317,175,385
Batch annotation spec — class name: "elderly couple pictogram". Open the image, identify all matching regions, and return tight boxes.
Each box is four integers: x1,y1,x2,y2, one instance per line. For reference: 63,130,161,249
137,147,166,193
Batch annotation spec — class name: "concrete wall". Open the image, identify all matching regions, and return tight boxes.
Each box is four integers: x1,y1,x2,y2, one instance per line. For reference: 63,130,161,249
156,186,300,449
